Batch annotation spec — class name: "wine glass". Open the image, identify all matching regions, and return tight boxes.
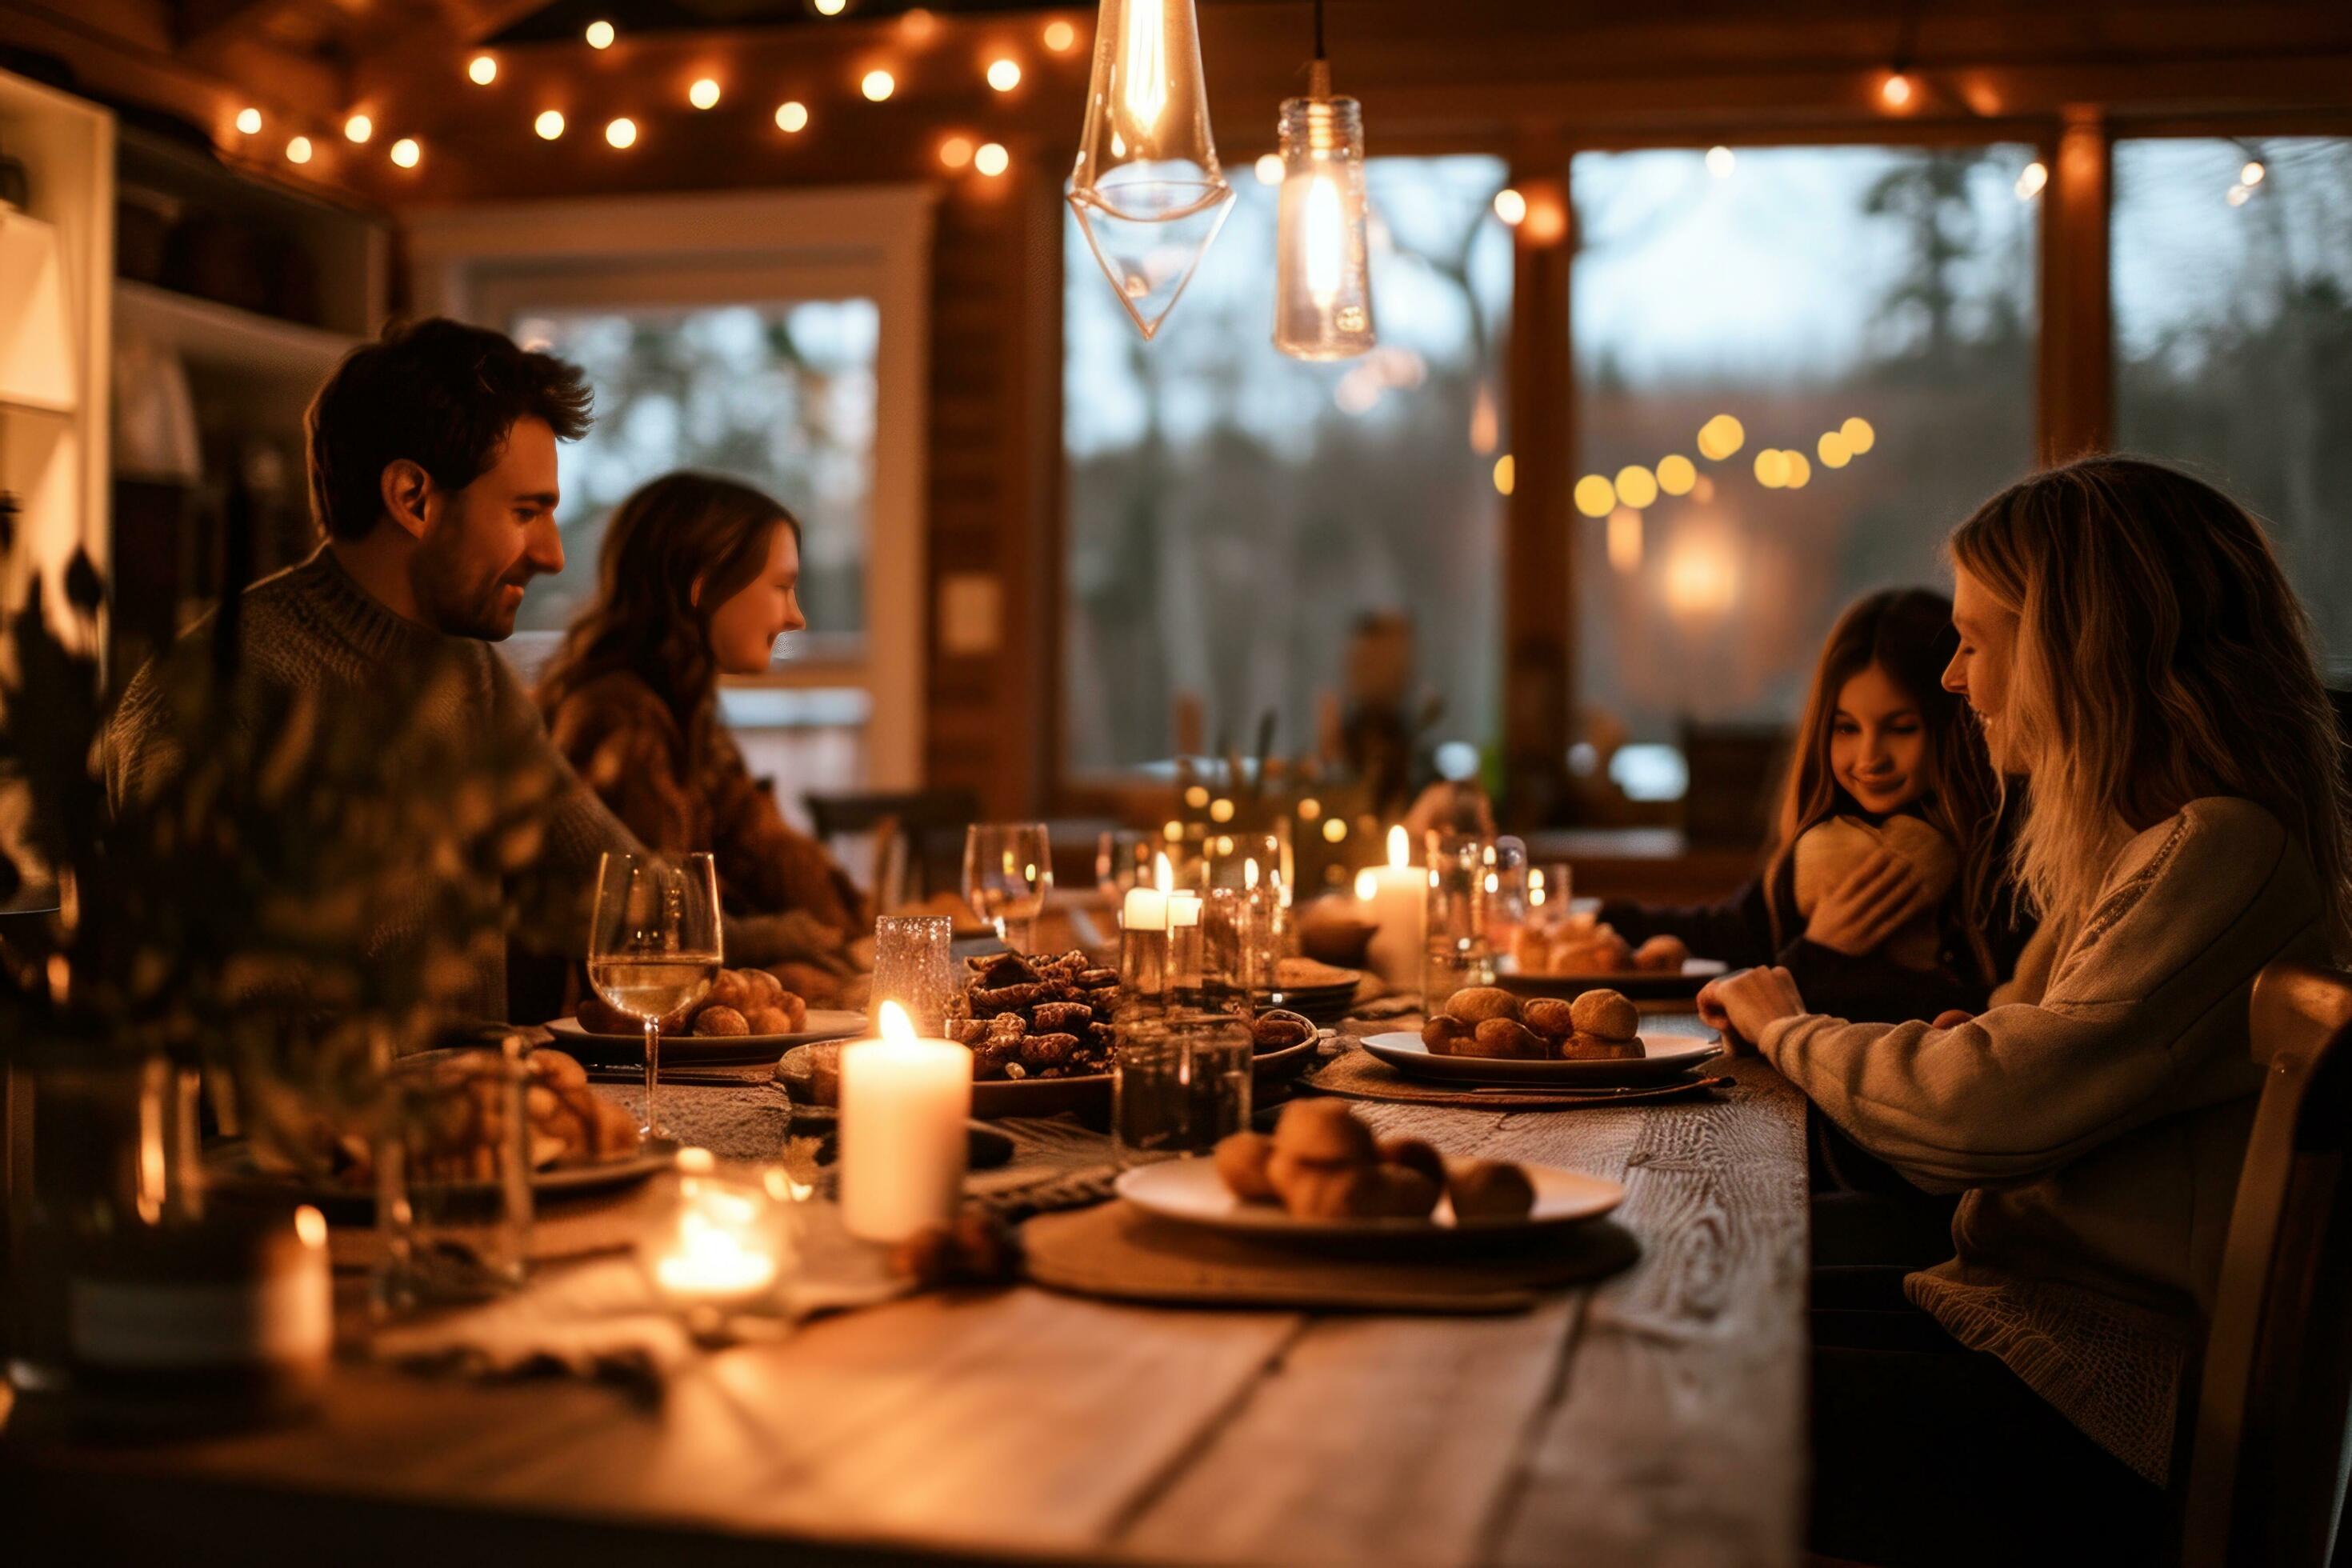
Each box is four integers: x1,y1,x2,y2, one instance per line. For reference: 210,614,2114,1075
1096,828,1156,902
963,823,1052,955
588,852,721,1142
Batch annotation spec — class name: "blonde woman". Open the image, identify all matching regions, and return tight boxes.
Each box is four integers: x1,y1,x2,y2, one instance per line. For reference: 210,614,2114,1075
1701,458,2350,1565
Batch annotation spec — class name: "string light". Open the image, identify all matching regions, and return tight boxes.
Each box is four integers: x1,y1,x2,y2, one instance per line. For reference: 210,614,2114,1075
286,135,313,164
775,101,810,132
1754,449,1790,489
1784,450,1813,488
1492,454,1515,496
468,54,498,85
390,138,421,168
1706,145,1735,178
2014,160,2047,201
974,141,1010,177
1492,186,1526,226
1614,464,1659,509
1839,416,1875,454
1254,153,1283,185
605,117,638,149
586,20,615,48
2241,159,2265,186
344,113,373,143
1043,19,1078,53
1880,71,1914,108
1657,454,1697,495
861,70,896,102
690,78,721,109
940,135,974,170
535,110,566,140
1697,413,1746,461
1574,474,1616,518
1818,431,1853,468
235,107,262,134
987,58,1022,92
900,7,937,42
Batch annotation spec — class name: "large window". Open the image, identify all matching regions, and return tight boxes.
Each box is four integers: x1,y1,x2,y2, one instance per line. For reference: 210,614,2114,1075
1570,146,2040,785
1063,154,1513,774
2114,137,2352,681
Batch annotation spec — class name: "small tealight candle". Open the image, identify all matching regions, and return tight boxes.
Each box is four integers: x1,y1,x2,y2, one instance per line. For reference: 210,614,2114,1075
640,1148,789,1334
839,1002,973,1242
1122,886,1169,933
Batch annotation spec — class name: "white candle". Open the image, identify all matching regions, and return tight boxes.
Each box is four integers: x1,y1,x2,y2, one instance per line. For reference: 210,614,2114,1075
1122,886,1169,932
839,1002,974,1242
1361,825,1427,988
641,1148,786,1312
1168,890,1202,928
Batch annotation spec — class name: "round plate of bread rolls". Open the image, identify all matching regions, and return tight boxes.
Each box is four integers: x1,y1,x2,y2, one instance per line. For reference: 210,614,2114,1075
1359,985,1720,1086
550,965,870,1066
1116,1101,1623,1244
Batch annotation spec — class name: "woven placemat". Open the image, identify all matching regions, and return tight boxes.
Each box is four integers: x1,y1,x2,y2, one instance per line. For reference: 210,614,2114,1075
1022,1201,1639,1314
1303,1042,1733,1111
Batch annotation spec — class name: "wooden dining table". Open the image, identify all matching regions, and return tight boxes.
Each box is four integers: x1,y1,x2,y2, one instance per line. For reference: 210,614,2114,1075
0,1022,1812,1567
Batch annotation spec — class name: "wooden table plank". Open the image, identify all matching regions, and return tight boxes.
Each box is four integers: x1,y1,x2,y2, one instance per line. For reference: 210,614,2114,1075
1492,1058,1810,1568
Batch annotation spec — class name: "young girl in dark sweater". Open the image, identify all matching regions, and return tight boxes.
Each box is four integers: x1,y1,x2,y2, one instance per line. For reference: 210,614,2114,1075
1600,587,2029,1025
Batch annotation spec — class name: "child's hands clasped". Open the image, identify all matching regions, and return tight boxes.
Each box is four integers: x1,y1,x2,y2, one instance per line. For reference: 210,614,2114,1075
1804,848,1932,956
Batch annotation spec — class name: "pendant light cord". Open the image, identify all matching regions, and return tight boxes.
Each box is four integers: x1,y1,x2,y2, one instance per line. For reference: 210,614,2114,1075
1313,0,1326,62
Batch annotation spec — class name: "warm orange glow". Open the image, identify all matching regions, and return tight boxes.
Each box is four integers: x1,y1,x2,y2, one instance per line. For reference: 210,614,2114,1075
1387,825,1410,870
1880,71,1914,108
1574,474,1617,518
1469,385,1499,454
1354,868,1378,901
294,1206,328,1248
1614,465,1659,510
862,70,896,102
468,54,498,86
1607,508,1643,574
535,110,566,140
2242,159,2266,187
1784,450,1813,489
987,57,1022,92
940,135,974,169
1492,187,1526,226
1209,797,1236,824
1323,818,1348,844
974,142,1010,177
1754,449,1790,489
1706,145,1735,178
690,78,721,110
899,7,937,42
235,107,262,134
286,135,313,164
1521,190,1568,245
1840,416,1875,454
2014,161,2047,201
1298,798,1322,821
814,0,846,13
775,100,809,133
605,117,638,149
586,19,615,47
1254,152,1283,186
344,114,373,143
879,1000,914,1043
1697,413,1746,461
1818,431,1852,468
390,138,421,169
1656,454,1697,495
1043,18,1078,53
1664,535,1738,617
1493,454,1516,496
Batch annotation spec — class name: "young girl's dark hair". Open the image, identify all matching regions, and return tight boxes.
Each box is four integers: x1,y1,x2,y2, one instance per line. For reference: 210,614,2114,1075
1762,587,2002,972
535,472,801,769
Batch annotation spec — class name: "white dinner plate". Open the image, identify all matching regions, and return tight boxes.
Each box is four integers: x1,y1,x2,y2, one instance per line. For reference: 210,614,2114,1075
1491,956,1728,1001
1115,1156,1625,1243
1359,1030,1722,1087
548,1009,868,1066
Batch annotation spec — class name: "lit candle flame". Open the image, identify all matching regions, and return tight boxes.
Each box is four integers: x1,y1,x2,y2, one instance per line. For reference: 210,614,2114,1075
1244,857,1260,890
879,1000,914,1043
1355,868,1378,902
1154,851,1173,894
1386,825,1410,870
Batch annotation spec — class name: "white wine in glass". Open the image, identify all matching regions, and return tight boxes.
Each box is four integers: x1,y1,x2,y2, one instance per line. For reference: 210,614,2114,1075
963,822,1052,955
588,852,721,1141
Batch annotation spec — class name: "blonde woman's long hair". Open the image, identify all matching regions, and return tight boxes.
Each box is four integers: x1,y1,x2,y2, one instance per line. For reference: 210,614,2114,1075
1948,458,2352,958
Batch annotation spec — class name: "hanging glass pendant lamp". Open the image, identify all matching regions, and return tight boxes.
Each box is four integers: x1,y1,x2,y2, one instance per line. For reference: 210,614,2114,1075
1273,0,1374,359
1068,0,1234,339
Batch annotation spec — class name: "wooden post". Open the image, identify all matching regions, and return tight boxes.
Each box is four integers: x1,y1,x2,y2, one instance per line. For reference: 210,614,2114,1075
2038,106,2113,464
1502,148,1574,825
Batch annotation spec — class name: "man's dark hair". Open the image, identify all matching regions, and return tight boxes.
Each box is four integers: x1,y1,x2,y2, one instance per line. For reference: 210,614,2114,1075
305,318,594,542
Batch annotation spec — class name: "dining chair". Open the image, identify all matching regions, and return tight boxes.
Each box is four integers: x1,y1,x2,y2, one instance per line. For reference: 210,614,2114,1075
805,789,977,904
2182,958,2352,1568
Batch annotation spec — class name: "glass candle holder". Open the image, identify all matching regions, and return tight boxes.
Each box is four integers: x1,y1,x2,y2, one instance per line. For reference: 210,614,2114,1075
870,914,954,1036
1113,1010,1253,1166
1202,885,1278,1015
1422,833,1496,1016
637,1148,789,1342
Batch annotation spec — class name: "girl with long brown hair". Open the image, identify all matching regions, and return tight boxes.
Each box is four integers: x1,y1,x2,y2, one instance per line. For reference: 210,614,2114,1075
1599,586,2025,1024
536,471,866,939
1704,458,2349,1564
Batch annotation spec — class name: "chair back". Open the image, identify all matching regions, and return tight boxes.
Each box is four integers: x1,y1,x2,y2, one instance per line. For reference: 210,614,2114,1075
805,790,976,904
2184,959,2352,1568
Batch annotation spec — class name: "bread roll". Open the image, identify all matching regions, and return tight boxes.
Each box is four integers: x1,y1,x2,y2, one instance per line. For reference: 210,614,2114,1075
1215,1131,1279,1202
1634,934,1689,973
1422,1015,1474,1055
1559,1032,1642,1061
1569,989,1639,1041
1444,987,1522,1024
1522,998,1576,1039
1370,1165,1442,1219
1271,1098,1378,1166
1446,1159,1536,1222
694,1005,750,1037
1466,1018,1545,1059
1268,1155,1385,1220
1379,1136,1446,1186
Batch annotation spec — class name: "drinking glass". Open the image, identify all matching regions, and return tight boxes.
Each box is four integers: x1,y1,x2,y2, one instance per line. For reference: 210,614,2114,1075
374,1039,533,1313
1422,832,1496,1016
588,852,721,1142
963,823,1052,954
1482,836,1530,950
870,914,954,1036
1529,861,1575,925
1112,1010,1253,1166
1096,829,1158,902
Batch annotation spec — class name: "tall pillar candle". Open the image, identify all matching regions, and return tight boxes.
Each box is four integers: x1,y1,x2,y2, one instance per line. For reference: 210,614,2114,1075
838,1002,973,1243
1359,825,1427,989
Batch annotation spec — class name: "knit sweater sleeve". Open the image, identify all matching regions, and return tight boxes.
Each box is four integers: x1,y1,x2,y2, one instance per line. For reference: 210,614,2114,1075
1756,800,2308,1191
1598,876,1778,966
704,729,866,930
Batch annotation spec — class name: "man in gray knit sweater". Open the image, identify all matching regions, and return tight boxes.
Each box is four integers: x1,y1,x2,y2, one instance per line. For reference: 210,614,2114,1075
106,318,806,1021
